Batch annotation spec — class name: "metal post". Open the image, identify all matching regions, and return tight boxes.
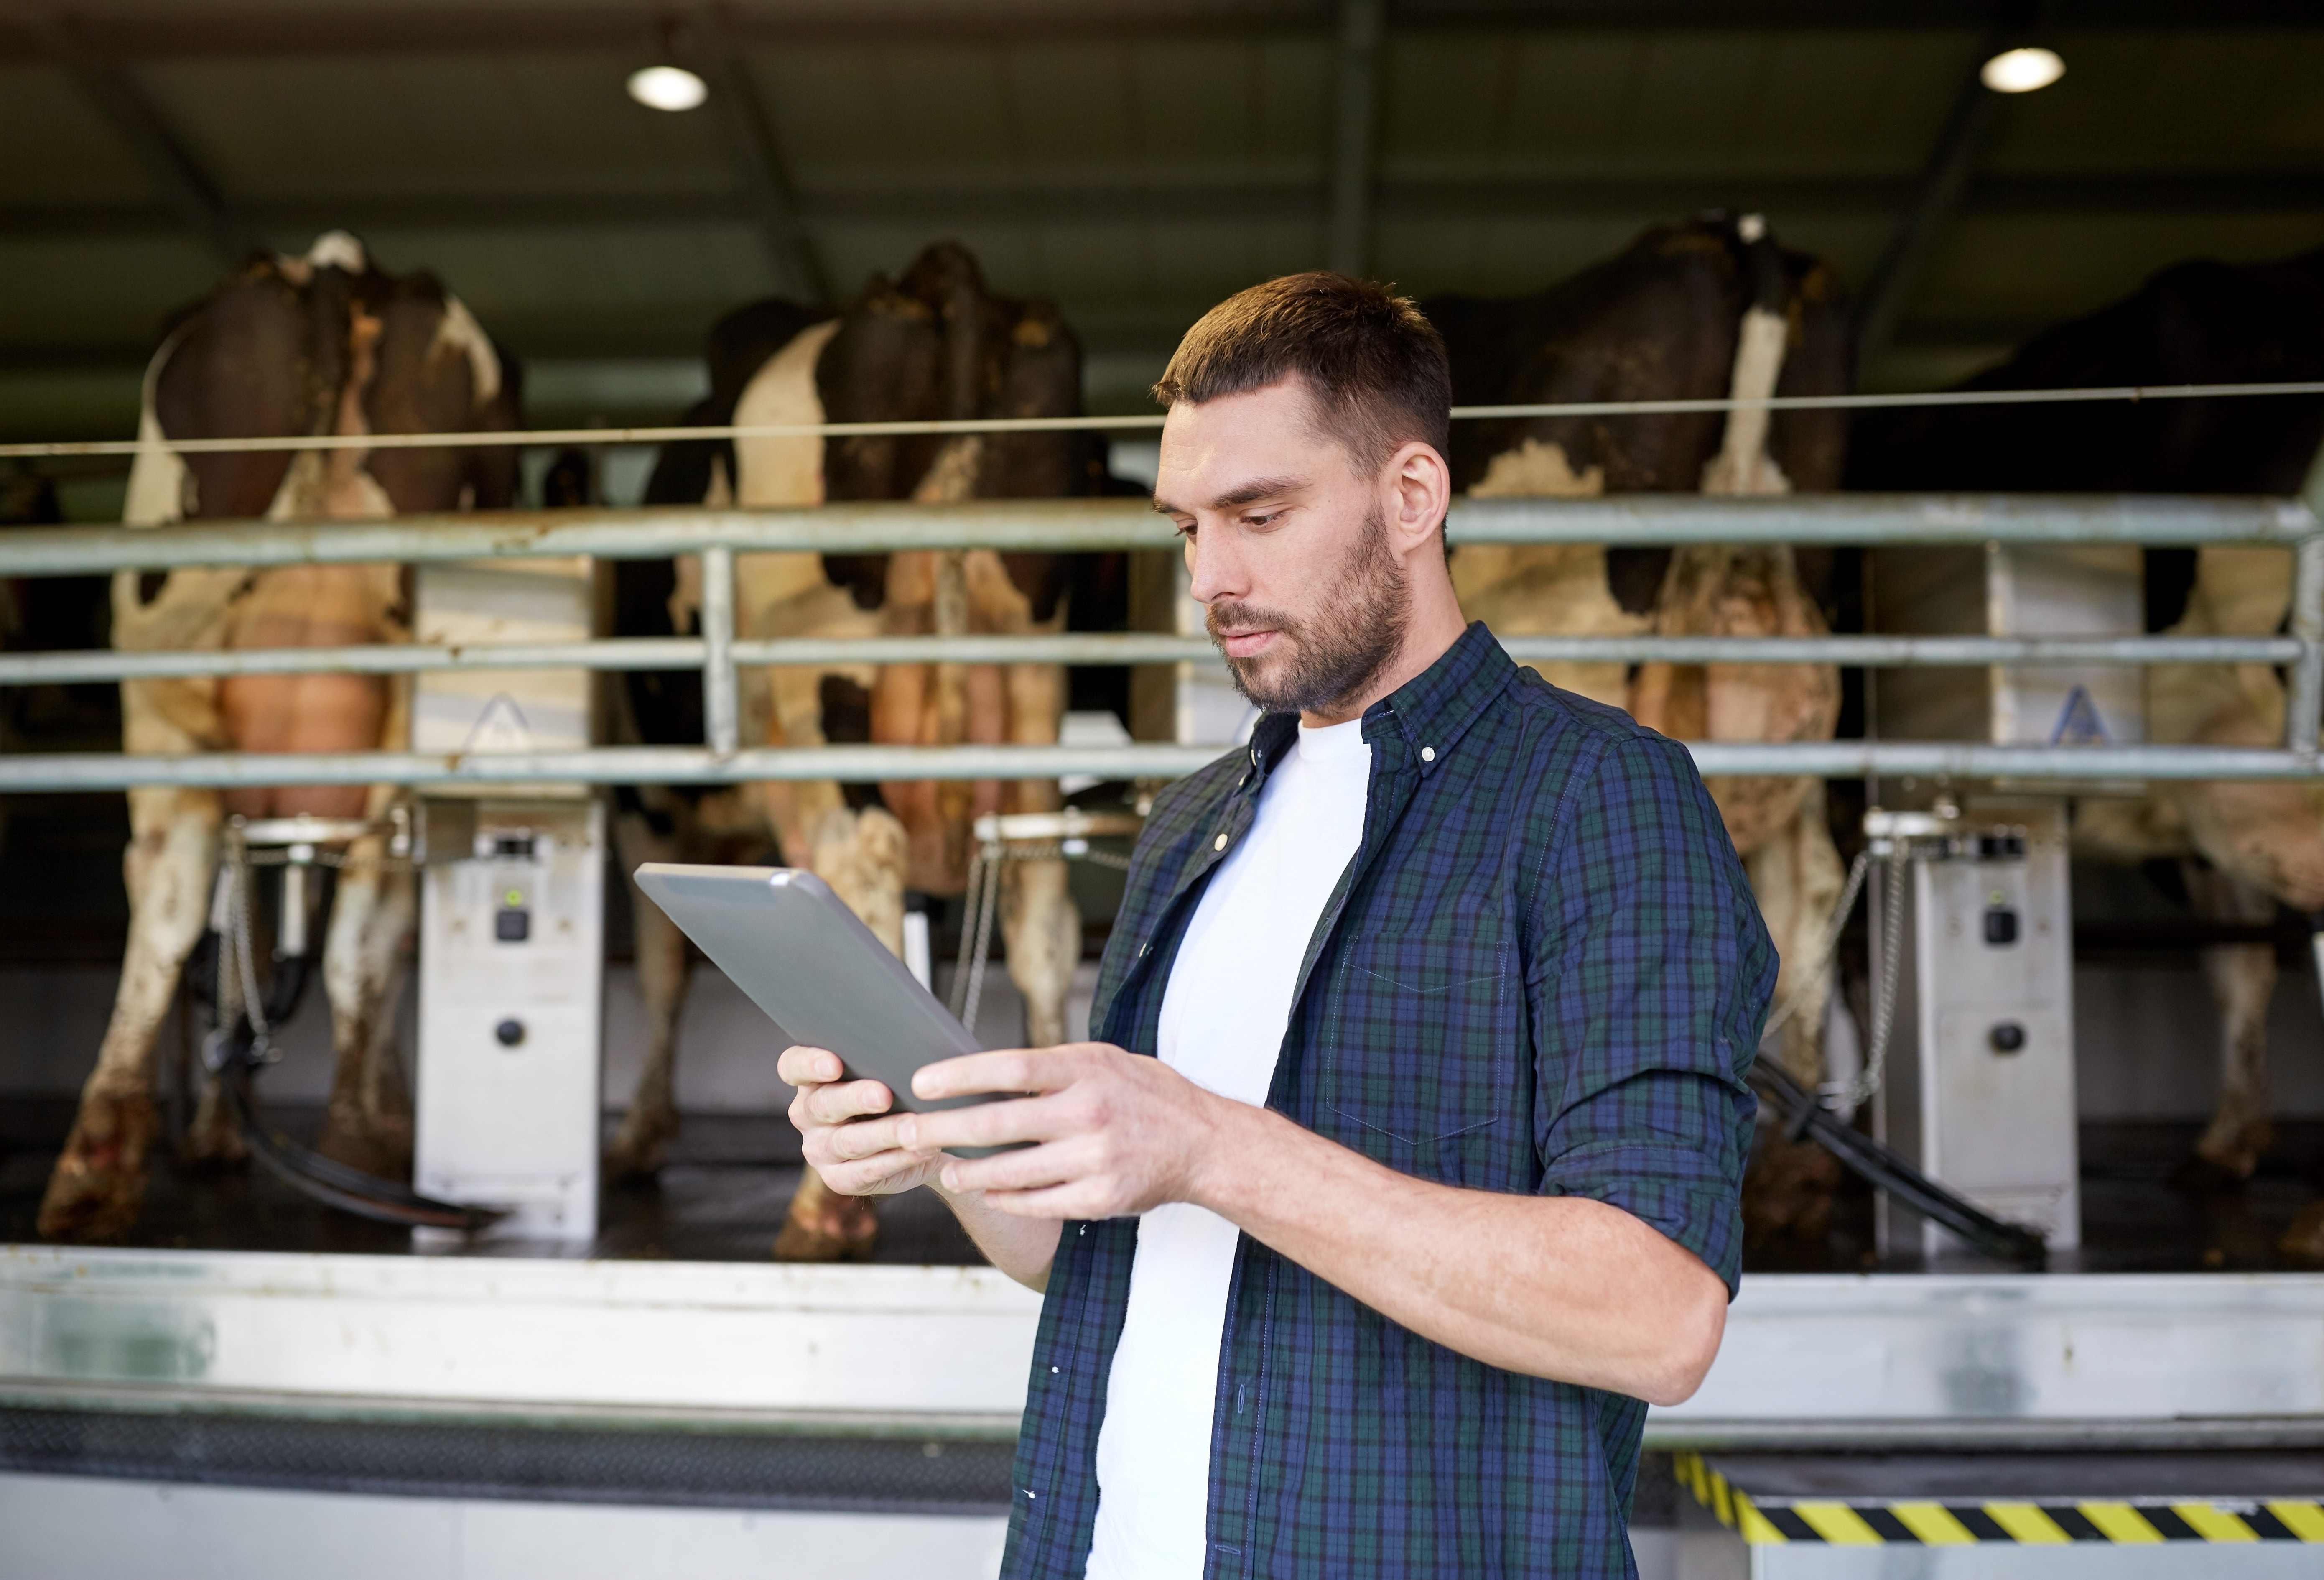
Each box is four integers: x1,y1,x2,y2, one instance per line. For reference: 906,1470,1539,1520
699,546,739,756
2290,533,2324,756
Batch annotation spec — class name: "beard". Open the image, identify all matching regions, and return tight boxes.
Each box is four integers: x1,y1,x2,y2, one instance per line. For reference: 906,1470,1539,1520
1206,504,1411,717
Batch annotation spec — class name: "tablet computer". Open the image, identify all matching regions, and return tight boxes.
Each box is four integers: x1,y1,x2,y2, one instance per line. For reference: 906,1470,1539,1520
633,864,1006,1139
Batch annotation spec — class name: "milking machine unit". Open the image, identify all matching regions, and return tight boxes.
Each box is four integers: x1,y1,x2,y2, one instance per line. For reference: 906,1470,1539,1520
200,554,608,1240
409,555,606,1243
1865,801,2082,1259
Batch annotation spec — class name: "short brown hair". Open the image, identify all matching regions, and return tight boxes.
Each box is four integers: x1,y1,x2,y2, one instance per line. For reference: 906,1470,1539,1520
1153,273,1451,475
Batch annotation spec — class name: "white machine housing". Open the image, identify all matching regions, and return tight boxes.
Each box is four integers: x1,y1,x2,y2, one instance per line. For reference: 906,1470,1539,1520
1871,541,2146,754
1872,799,2081,1257
415,797,604,1241
411,554,604,1242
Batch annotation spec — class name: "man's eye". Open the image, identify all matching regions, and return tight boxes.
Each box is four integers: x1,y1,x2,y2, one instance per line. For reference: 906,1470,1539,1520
1245,510,1281,527
1174,520,1198,540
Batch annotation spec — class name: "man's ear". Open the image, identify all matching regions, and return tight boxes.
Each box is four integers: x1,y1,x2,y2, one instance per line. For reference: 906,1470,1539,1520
1384,439,1452,556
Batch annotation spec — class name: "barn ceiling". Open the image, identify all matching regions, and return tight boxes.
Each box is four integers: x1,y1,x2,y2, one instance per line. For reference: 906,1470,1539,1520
4,0,2323,505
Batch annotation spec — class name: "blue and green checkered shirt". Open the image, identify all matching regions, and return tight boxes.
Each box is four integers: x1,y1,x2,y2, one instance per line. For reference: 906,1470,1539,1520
1001,620,1774,1580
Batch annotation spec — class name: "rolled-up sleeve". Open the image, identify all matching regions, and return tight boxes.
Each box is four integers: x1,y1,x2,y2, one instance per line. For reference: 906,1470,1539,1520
1528,733,1774,1295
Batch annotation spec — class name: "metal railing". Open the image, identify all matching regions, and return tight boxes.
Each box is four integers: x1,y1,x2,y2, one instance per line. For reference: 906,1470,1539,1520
0,491,2317,791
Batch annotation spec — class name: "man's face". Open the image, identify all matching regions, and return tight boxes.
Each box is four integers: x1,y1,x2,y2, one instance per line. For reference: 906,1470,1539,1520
1152,378,1411,718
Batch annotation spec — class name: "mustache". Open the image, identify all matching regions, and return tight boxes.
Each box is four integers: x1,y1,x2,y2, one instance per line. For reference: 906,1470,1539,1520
1205,601,1303,646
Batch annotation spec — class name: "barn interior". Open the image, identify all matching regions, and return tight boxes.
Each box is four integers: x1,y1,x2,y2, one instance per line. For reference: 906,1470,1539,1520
4,3,2324,1577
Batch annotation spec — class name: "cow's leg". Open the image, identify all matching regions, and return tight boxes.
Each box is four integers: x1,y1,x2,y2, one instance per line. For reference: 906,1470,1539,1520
40,788,219,1241
1736,789,1847,1243
313,832,417,1179
2182,860,2280,1185
607,800,693,1179
772,804,907,1262
1000,657,1079,1049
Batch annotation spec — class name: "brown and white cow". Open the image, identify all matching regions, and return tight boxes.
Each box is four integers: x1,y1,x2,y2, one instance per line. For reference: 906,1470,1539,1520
1427,214,1854,1144
1849,244,2324,1252
609,241,1099,1259
37,233,517,1241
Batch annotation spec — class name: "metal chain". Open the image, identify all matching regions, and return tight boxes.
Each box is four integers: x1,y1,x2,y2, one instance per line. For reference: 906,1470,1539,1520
1754,842,1912,1110
943,831,1132,1027
947,848,986,1022
1760,847,1872,1041
957,850,1003,1034
1847,855,1910,1108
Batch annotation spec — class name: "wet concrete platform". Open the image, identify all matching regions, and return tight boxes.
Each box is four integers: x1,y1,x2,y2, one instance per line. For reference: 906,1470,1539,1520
4,1094,2320,1274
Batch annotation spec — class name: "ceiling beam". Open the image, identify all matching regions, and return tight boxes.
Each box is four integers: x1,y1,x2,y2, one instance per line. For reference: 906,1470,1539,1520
7,171,2321,243
1852,24,2016,370
685,3,830,306
9,7,251,264
1323,0,1384,277
2,1,2315,62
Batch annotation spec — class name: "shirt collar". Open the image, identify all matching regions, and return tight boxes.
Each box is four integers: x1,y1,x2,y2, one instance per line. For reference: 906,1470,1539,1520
1239,621,1515,789
1361,620,1515,779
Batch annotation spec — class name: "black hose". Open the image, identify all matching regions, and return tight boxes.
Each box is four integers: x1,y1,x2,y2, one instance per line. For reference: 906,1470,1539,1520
209,938,502,1235
1751,1057,2049,1266
217,1067,499,1233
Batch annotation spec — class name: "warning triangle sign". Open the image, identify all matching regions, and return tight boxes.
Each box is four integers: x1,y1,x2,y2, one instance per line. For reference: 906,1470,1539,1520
461,694,537,753
2048,684,2110,745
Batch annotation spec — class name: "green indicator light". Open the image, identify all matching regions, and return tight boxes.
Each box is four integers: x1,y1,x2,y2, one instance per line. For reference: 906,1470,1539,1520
504,889,524,907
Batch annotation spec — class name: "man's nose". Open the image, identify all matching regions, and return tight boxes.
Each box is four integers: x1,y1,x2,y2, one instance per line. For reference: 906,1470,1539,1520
1185,526,1246,607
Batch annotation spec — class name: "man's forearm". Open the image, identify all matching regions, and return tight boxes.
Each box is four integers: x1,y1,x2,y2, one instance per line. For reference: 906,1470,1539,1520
934,1182,1063,1292
1190,1102,1727,1406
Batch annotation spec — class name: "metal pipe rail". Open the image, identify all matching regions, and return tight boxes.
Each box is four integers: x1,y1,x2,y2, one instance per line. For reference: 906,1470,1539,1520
0,493,2314,792
0,633,2305,687
0,493,2319,577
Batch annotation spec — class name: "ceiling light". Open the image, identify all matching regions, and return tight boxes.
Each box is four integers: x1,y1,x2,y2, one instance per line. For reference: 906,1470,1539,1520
1980,46,2065,94
627,64,708,112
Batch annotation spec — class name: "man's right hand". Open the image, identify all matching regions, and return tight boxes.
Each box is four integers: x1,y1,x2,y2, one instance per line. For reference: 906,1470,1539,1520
779,1045,946,1198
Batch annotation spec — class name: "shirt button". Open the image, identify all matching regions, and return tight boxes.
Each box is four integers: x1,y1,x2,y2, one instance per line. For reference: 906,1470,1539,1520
1213,833,1228,851
1421,745,1436,763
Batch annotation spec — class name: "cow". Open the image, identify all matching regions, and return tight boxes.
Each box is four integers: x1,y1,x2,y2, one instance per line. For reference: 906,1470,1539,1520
36,232,518,1242
1426,212,1856,1238
608,241,1101,1260
1848,243,2324,1256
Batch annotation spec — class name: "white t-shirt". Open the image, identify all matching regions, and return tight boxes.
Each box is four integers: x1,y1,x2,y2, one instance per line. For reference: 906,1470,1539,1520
1084,717,1372,1580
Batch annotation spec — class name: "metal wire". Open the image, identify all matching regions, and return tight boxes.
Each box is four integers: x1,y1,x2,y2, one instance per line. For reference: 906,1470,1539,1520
6,378,2322,460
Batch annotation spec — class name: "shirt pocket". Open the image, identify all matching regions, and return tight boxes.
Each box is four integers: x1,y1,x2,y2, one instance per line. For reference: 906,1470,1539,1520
1319,930,1519,1186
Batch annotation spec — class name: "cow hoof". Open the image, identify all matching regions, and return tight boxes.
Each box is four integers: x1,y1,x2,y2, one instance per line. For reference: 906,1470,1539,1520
178,1121,250,1171
605,1112,679,1182
772,1191,880,1262
36,1091,159,1243
180,1085,249,1170
2282,1203,2324,1263
1742,1135,1842,1247
315,1108,413,1183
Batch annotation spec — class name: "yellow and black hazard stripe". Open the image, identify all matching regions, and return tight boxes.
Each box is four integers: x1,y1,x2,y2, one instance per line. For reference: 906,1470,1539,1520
1674,1452,2324,1546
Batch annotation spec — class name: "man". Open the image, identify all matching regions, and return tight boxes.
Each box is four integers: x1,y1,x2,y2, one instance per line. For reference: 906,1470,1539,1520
783,273,1774,1578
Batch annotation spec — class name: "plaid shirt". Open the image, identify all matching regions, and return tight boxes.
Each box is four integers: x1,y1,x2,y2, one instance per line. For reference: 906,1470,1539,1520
1001,621,1773,1580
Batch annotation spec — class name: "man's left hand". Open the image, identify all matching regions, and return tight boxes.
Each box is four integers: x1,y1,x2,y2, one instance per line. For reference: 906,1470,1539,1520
897,1044,1232,1220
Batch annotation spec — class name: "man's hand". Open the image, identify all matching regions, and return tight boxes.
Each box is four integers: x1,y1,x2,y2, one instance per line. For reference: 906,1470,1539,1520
899,1043,1230,1220
778,1045,946,1199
